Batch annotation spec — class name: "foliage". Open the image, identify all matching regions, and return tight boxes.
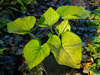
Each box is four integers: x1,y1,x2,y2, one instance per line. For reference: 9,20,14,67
85,35,100,74
56,20,70,35
88,7,100,29
0,6,12,34
7,6,90,69
7,16,36,34
86,7,100,74
57,6,90,19
0,40,9,55
1,0,37,11
88,7,100,20
47,32,82,68
37,7,60,29
0,15,11,34
24,40,50,69
0,4,20,34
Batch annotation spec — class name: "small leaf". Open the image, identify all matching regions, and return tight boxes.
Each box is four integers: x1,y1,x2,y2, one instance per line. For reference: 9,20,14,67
56,20,71,35
57,6,90,19
37,7,60,28
17,0,27,11
0,47,9,51
24,40,50,69
87,38,92,47
7,16,36,34
96,29,100,34
0,51,4,55
0,40,4,44
7,7,19,12
47,32,82,68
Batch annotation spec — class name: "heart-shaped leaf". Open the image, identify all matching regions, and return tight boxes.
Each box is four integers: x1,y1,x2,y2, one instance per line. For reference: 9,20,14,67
47,32,82,68
57,6,90,19
7,16,36,34
56,20,71,35
37,7,60,28
24,40,50,69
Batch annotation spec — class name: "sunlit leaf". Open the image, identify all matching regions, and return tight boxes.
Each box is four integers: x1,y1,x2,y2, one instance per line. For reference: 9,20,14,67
56,20,71,35
37,7,60,28
24,40,50,69
57,6,90,19
47,32,82,68
7,16,36,34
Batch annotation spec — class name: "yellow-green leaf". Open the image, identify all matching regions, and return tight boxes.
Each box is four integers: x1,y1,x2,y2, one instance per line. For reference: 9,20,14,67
47,32,82,68
37,7,60,28
56,20,71,35
57,6,90,19
7,16,36,34
24,40,50,69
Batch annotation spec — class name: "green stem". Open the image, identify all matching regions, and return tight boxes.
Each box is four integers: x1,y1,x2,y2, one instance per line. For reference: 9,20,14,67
29,33,39,40
50,27,53,34
29,33,41,45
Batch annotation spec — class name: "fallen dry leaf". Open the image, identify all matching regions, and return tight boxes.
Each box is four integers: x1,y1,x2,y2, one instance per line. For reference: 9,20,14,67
85,62,92,68
89,71,94,75
94,1,99,5
74,73,82,75
83,67,89,74
96,29,100,34
87,38,92,47
83,62,93,74
23,72,26,75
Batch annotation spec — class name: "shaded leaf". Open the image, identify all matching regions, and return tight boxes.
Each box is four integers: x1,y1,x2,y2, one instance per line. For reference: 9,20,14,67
87,38,92,47
0,47,9,51
0,16,11,28
0,40,4,44
0,51,4,55
17,0,27,11
7,7,19,11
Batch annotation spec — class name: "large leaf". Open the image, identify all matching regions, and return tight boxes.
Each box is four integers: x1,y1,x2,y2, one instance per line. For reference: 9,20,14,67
56,20,71,35
24,40,50,69
37,7,60,28
57,6,90,19
7,16,36,34
47,32,82,68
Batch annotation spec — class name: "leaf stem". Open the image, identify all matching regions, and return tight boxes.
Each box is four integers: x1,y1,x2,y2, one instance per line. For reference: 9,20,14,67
29,33,39,40
50,27,53,34
29,33,41,45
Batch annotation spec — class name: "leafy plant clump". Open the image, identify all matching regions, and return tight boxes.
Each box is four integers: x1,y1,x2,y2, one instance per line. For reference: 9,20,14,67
85,35,100,74
0,0,37,11
85,7,100,74
88,7,100,29
7,6,90,69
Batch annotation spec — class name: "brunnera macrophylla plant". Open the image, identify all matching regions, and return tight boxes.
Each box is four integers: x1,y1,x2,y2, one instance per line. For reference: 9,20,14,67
7,6,90,69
